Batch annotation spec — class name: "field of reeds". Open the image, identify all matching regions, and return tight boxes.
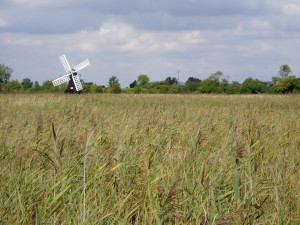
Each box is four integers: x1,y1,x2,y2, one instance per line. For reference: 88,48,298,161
1,93,300,224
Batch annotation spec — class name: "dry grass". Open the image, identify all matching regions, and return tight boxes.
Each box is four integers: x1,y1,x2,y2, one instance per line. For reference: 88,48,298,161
0,93,300,224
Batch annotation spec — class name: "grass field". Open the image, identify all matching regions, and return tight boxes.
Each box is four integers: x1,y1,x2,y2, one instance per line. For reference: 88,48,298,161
1,93,300,224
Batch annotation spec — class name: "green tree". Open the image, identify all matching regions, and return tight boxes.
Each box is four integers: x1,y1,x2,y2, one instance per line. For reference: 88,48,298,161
95,85,104,93
165,77,178,85
111,83,121,93
41,80,54,91
137,74,150,87
30,81,41,92
133,85,143,93
88,84,103,93
22,78,33,90
199,79,220,93
225,81,241,94
199,71,224,93
3,80,21,92
272,76,281,85
240,78,268,94
209,71,223,80
184,77,201,93
108,76,119,87
0,64,13,83
82,84,91,93
279,64,292,78
277,76,300,93
89,84,97,93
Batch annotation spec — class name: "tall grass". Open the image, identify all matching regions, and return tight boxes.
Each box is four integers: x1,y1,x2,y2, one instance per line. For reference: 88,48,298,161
0,93,300,224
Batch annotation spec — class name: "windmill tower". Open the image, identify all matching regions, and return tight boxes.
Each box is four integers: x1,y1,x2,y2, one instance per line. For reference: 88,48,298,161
52,54,90,93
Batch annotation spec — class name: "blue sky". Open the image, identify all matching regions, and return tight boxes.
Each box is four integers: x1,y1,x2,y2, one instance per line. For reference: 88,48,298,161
1,0,300,87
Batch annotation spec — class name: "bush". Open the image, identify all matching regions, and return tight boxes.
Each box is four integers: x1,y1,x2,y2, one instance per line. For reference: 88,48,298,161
2,80,21,92
111,83,121,93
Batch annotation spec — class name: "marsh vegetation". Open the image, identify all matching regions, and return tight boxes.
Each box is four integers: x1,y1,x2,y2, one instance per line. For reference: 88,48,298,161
1,94,299,224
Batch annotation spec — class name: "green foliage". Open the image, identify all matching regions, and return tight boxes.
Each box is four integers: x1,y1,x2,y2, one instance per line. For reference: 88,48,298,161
272,76,281,85
137,74,150,87
209,71,224,80
121,88,135,94
81,83,104,93
82,84,91,93
133,85,143,93
198,71,225,93
42,80,54,91
224,81,241,94
157,81,171,93
42,80,53,90
30,81,42,92
184,77,201,93
110,83,122,93
2,64,300,95
0,64,13,83
279,64,292,78
41,80,61,92
94,85,104,93
21,78,33,90
108,76,119,87
199,79,220,93
240,78,268,94
2,80,21,92
277,76,300,93
165,77,178,85
168,84,181,93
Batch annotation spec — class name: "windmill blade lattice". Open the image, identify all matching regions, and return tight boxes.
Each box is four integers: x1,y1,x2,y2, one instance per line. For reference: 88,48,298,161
74,59,90,72
72,74,83,91
52,74,71,86
59,55,72,73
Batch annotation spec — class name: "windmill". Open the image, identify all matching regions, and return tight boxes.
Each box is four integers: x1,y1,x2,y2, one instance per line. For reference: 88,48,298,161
52,54,90,93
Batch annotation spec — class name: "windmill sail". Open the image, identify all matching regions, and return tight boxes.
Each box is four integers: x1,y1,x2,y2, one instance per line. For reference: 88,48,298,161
59,55,71,73
52,74,70,86
72,74,83,91
73,59,90,72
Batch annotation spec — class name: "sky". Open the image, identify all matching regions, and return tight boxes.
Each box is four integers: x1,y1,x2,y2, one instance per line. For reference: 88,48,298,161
1,0,300,87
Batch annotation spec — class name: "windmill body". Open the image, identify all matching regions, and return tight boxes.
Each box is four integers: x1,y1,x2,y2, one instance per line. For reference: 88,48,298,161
52,55,90,93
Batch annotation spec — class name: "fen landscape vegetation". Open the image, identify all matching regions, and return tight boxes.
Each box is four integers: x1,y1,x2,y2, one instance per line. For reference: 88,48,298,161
1,93,300,224
1,63,300,224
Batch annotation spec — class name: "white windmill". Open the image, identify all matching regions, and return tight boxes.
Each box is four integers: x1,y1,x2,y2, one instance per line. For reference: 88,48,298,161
52,54,90,93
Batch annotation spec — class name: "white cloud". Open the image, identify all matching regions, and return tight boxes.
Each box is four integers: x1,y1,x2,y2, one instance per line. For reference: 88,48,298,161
283,4,300,16
233,18,272,38
0,23,205,54
50,24,206,53
1,33,43,46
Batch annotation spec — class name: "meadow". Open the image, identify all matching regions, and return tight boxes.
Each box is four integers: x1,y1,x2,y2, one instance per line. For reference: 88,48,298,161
0,93,299,224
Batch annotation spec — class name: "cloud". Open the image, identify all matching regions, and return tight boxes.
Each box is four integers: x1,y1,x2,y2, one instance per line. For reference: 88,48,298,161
0,0,272,35
2,0,300,86
283,4,300,16
0,23,203,54
1,33,43,46
234,18,272,38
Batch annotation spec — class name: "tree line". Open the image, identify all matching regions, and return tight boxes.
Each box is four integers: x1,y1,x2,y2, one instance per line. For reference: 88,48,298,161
1,63,300,94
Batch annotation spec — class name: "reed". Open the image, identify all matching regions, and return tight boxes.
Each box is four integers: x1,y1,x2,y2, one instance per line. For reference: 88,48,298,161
0,93,300,224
